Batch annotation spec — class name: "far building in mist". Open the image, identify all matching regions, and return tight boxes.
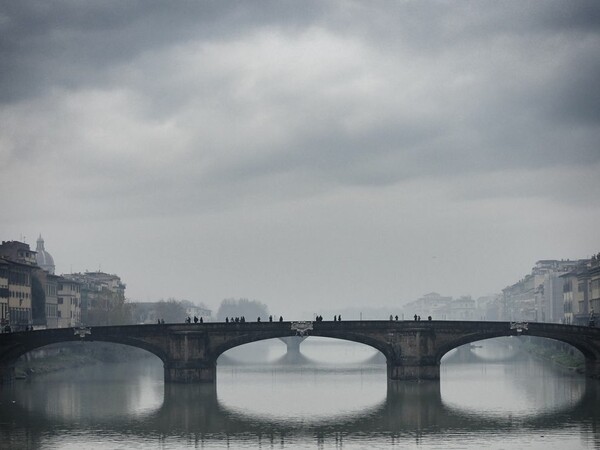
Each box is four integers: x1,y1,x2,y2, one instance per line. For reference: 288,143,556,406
402,293,453,320
502,259,588,323
475,294,503,321
35,235,55,274
0,236,77,330
34,235,60,327
32,236,80,328
185,303,212,321
402,292,501,322
56,277,81,328
561,254,600,325
0,240,37,330
30,234,128,327
62,271,127,326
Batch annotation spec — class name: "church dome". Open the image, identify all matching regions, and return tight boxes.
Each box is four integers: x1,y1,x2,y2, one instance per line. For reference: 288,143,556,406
36,235,55,274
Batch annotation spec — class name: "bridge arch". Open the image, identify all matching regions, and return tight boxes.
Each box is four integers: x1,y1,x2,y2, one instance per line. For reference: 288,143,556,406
0,326,176,382
441,337,523,364
433,326,600,366
211,329,392,364
2,333,170,367
211,330,298,359
308,330,394,359
15,340,166,374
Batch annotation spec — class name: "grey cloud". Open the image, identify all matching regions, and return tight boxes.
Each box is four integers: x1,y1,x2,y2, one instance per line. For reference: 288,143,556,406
2,1,599,310
0,0,328,103
4,1,598,103
1,0,599,219
543,54,600,127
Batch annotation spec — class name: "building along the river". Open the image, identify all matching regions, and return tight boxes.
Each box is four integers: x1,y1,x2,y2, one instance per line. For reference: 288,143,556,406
0,241,36,330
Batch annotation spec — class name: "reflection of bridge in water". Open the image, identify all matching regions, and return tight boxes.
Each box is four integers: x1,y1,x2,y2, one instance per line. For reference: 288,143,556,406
3,374,599,448
442,338,524,364
142,379,600,437
1,321,600,383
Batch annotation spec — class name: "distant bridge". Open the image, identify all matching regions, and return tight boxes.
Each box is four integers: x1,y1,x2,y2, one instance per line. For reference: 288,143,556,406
1,321,599,383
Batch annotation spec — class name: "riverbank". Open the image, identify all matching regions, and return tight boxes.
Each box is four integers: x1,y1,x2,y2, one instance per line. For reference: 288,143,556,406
519,336,585,373
14,342,153,379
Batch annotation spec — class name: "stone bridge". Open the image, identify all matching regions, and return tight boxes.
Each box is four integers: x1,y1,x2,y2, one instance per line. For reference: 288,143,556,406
1,320,599,383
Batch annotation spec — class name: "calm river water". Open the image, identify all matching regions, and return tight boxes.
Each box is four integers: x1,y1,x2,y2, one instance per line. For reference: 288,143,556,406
1,338,599,449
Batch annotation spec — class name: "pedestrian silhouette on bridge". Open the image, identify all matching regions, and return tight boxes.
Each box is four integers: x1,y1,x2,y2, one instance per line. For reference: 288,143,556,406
279,316,283,322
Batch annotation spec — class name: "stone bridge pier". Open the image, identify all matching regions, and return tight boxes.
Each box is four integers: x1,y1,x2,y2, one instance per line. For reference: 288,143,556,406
163,331,216,383
387,355,440,381
278,336,307,357
165,360,217,383
381,327,441,381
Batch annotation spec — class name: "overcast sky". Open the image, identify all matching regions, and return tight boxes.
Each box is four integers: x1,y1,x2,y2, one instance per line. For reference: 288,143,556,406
1,1,599,317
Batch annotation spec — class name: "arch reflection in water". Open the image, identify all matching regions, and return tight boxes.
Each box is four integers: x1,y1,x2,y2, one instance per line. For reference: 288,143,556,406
143,375,600,441
441,357,587,418
150,378,439,435
8,362,163,421
2,359,600,449
217,365,386,425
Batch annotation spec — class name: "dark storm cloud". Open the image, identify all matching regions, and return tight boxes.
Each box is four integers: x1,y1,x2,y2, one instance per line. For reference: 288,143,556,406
0,0,327,102
542,55,600,126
